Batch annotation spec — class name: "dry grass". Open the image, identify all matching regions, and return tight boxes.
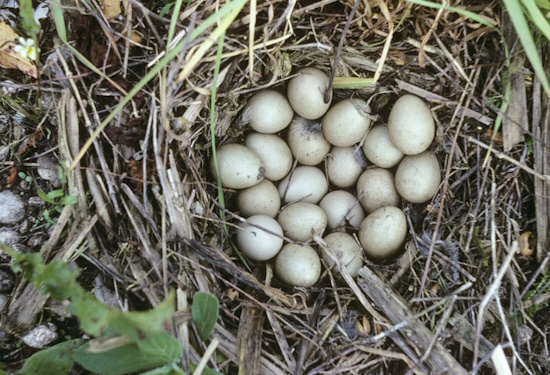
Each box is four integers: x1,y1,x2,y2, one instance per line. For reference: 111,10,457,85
1,0,550,374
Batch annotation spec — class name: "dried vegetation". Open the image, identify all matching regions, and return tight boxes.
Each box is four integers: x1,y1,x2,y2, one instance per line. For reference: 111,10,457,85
1,0,550,373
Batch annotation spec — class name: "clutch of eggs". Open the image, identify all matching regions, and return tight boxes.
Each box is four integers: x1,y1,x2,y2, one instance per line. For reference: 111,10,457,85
210,68,441,287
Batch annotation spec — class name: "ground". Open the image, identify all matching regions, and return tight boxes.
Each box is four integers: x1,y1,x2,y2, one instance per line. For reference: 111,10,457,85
0,0,549,374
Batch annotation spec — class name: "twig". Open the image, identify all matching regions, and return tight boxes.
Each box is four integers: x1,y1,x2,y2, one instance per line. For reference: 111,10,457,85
325,0,361,103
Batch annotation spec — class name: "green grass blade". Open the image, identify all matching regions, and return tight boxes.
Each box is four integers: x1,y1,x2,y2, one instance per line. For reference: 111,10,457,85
332,77,375,89
406,0,498,29
535,0,550,10
522,0,550,41
167,0,185,49
68,0,247,170
50,0,67,41
503,0,550,98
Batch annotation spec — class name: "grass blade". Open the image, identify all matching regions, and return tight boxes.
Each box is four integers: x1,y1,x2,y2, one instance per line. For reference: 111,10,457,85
521,0,550,42
503,0,550,97
406,0,498,29
68,0,247,171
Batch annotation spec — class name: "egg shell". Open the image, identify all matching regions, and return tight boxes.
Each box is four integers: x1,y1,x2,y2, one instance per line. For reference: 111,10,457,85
210,144,265,189
237,179,281,218
388,94,435,155
287,68,332,119
326,146,365,188
318,190,365,230
278,166,328,204
362,124,404,168
322,98,372,147
395,151,441,203
358,206,407,260
322,232,364,279
237,215,284,261
287,117,331,165
356,168,401,213
245,133,293,181
274,243,321,287
277,202,327,241
245,90,294,133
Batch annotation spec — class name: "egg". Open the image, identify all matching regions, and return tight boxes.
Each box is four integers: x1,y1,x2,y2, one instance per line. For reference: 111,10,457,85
278,166,328,204
274,243,321,287
362,124,404,168
245,133,293,181
237,179,281,218
395,151,441,203
287,116,331,165
236,215,284,261
322,232,364,278
243,90,294,133
388,94,435,155
277,202,327,241
318,190,365,230
322,98,372,147
326,146,365,188
356,168,401,213
210,144,265,189
287,67,332,119
358,206,407,260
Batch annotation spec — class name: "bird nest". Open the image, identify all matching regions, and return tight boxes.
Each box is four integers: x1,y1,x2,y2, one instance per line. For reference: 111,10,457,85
1,0,549,374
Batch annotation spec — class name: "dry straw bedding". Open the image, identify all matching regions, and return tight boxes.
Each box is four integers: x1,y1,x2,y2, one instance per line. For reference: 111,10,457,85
1,0,550,374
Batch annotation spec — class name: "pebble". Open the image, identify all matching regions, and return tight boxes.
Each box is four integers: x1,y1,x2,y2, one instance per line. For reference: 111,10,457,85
0,269,14,292
0,227,25,252
37,154,61,187
21,323,58,348
0,190,25,224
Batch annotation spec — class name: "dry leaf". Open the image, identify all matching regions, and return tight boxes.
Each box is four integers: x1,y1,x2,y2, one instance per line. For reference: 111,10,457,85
102,0,122,19
0,22,37,78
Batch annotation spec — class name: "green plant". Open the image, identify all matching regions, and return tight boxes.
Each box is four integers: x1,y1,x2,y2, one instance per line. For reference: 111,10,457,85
0,244,221,375
37,167,78,227
524,272,550,317
18,171,32,183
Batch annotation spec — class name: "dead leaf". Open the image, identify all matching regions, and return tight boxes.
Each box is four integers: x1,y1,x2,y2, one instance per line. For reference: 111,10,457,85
520,231,535,257
102,0,122,19
6,166,17,185
0,22,38,78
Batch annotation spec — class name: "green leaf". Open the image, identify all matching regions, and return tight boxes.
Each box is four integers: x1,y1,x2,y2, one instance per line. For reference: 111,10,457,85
37,190,57,205
105,292,176,340
60,195,78,206
74,336,179,375
19,339,82,375
137,332,181,362
140,364,186,375
192,292,219,341
50,0,67,42
19,0,40,34
535,0,550,10
46,189,65,200
189,363,224,375
68,291,111,336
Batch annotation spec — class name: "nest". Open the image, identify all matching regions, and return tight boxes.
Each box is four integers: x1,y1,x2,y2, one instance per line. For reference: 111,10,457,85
1,0,550,373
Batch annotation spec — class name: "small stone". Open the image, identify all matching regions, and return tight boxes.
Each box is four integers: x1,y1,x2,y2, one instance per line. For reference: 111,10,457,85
0,294,7,310
37,155,61,187
0,269,15,292
0,227,24,252
518,324,533,345
0,190,25,224
21,323,58,348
